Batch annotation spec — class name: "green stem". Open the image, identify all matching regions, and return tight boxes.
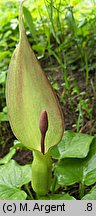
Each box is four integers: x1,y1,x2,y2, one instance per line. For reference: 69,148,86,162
25,184,34,200
79,181,85,199
51,175,57,193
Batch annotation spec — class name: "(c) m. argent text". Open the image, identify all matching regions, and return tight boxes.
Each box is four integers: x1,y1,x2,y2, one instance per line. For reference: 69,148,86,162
20,202,66,214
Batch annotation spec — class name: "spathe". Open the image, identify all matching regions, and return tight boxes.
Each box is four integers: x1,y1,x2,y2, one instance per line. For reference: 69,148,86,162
6,1,64,153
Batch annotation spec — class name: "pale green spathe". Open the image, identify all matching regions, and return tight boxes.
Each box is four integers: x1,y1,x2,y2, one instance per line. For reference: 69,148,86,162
6,2,64,153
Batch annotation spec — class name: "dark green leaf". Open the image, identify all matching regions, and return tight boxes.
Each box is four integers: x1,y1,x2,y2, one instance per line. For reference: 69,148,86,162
0,160,32,200
55,137,96,187
83,137,96,186
39,193,75,200
51,131,93,159
55,158,83,186
82,186,96,200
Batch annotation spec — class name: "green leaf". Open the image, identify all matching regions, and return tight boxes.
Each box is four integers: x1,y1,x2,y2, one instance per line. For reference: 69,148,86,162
0,185,27,200
83,137,96,186
0,51,10,61
39,193,75,200
51,131,93,159
0,160,32,200
0,112,8,122
0,149,16,164
55,137,96,187
0,159,32,188
23,6,37,41
82,186,96,200
55,158,83,186
85,169,96,186
65,10,77,35
0,72,6,84
3,106,7,113
0,107,8,122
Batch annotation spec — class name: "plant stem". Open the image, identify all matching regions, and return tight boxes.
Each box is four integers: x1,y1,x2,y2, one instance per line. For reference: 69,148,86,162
25,184,34,200
51,175,57,193
79,181,85,199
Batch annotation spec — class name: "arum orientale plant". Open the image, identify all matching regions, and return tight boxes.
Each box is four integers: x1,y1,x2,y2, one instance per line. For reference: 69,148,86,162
6,0,64,195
